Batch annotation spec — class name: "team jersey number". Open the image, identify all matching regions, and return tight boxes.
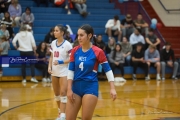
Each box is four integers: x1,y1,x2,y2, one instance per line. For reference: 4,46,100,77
79,62,84,71
54,51,59,57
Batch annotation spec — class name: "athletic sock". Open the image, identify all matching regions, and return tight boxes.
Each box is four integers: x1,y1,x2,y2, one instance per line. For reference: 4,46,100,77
60,113,66,118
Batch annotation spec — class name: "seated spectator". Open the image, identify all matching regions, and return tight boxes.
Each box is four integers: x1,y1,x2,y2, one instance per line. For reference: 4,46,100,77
65,0,71,14
44,27,55,46
160,42,179,80
105,37,116,55
109,43,125,80
64,31,73,43
72,0,88,17
35,42,50,82
129,27,145,50
8,0,22,27
121,37,132,66
0,35,9,56
0,1,6,20
121,14,134,39
105,15,121,42
1,11,14,39
134,13,149,36
144,45,161,80
131,42,148,80
0,35,9,75
35,0,49,7
21,7,34,27
145,28,161,50
93,34,106,51
0,25,10,40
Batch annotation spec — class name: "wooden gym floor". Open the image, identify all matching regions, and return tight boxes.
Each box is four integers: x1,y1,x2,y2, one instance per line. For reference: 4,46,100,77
0,79,180,120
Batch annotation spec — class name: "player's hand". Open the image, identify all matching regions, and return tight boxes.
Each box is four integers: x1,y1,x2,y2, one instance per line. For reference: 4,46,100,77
48,68,52,74
110,88,117,101
53,60,59,65
67,89,75,103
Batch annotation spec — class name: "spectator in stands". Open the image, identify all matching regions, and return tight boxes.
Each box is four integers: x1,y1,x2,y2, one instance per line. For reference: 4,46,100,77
121,37,132,66
64,31,73,43
109,43,125,80
0,35,9,75
105,37,116,55
44,27,55,46
160,42,179,80
1,11,14,39
0,1,6,20
35,0,49,7
35,42,50,82
21,7,34,27
144,45,161,80
72,0,88,17
134,13,148,36
8,0,22,27
121,14,134,39
0,25,10,40
129,27,145,50
12,25,38,83
0,35,9,56
146,28,161,50
105,15,121,42
131,42,148,80
93,34,106,51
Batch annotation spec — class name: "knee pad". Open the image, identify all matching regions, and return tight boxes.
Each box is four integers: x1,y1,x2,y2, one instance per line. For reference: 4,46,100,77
54,95,61,101
60,96,67,103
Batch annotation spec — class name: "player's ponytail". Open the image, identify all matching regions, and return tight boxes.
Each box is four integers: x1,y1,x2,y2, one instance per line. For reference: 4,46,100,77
79,24,94,40
55,24,67,36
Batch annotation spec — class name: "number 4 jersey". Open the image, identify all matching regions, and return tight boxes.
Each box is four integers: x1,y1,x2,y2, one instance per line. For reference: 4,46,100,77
51,40,72,77
69,45,112,81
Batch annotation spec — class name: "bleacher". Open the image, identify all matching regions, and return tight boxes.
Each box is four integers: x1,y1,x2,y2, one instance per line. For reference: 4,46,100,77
1,0,172,81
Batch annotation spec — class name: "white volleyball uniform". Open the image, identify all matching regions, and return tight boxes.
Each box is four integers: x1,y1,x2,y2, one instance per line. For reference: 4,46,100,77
51,40,72,77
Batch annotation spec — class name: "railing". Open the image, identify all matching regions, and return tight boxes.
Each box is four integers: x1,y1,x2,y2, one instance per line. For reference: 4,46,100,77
137,2,165,42
117,0,165,42
158,0,180,13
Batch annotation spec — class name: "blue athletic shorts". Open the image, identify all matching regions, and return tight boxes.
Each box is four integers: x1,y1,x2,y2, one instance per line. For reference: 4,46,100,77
72,80,99,97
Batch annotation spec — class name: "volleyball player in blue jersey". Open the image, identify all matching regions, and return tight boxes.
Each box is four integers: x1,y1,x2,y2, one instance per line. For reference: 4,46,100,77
66,24,117,120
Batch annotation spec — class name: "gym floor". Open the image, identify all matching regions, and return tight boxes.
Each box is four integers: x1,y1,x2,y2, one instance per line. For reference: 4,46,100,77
0,80,180,120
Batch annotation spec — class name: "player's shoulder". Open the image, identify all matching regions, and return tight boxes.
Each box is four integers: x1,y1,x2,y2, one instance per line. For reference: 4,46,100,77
92,45,103,53
51,39,57,45
64,40,72,46
72,45,81,52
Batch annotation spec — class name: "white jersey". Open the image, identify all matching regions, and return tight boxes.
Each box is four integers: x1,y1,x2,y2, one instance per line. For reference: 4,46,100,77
51,40,72,77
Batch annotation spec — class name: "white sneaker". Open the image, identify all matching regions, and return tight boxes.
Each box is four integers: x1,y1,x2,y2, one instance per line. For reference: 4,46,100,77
59,117,66,120
47,78,51,82
42,78,47,82
156,75,161,81
22,79,26,83
162,78,165,81
65,5,68,9
67,10,71,15
145,75,150,81
31,78,38,83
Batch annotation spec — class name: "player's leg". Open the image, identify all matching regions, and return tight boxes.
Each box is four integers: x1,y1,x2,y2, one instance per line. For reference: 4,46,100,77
155,62,161,80
51,76,61,114
146,61,151,80
66,94,82,120
59,76,68,119
161,62,166,80
172,61,179,79
82,94,98,120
